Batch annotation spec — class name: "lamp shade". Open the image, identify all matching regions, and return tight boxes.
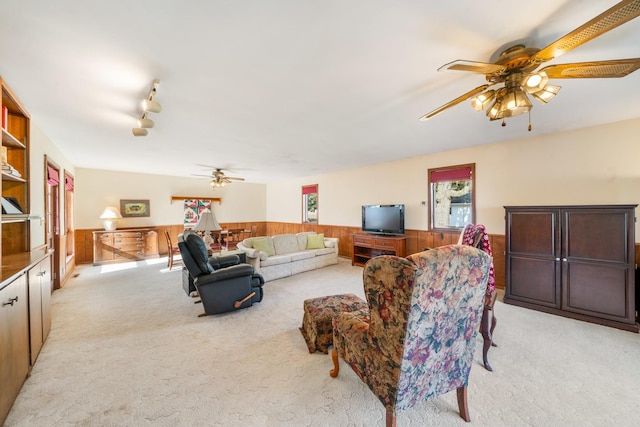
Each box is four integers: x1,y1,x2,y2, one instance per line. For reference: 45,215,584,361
99,206,122,231
193,210,221,232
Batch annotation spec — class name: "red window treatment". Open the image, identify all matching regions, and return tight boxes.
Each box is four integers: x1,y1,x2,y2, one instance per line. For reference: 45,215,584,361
47,165,59,185
64,174,74,191
430,167,472,183
302,184,318,195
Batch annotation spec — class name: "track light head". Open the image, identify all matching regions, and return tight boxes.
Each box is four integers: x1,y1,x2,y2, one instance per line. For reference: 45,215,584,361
143,98,162,113
143,79,161,113
138,114,155,128
132,128,148,136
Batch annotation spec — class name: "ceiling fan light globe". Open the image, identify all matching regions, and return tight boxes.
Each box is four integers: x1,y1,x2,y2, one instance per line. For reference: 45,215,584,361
523,72,549,94
132,128,148,136
532,84,561,103
470,90,496,111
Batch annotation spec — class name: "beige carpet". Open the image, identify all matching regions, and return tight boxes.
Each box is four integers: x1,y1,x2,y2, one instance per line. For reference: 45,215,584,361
5,257,640,426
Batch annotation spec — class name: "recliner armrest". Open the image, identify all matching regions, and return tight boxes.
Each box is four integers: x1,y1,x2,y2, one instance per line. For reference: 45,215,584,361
208,254,240,270
196,264,255,286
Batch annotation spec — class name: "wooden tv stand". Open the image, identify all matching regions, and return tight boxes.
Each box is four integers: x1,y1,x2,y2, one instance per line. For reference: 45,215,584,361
352,234,406,267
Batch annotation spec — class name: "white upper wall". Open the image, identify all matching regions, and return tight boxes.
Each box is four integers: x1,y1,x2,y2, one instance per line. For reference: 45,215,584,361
266,118,640,235
29,122,75,249
31,116,640,238
74,168,267,229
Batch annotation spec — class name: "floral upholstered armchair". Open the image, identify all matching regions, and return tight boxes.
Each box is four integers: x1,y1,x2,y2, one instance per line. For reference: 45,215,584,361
330,245,491,426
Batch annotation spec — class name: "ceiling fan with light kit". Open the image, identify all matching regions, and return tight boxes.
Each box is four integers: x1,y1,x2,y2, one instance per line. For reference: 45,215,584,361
420,0,640,130
192,167,245,188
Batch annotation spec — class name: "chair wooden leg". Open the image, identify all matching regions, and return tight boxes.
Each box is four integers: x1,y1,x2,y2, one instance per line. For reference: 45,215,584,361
168,253,173,270
457,386,470,422
490,308,498,347
385,410,396,427
480,306,493,371
330,349,340,378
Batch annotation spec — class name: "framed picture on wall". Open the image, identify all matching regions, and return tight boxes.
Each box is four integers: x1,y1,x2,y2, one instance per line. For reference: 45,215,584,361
120,199,150,217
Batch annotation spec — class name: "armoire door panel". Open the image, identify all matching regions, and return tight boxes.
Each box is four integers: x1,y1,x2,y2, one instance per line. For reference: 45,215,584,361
508,211,557,256
564,210,629,263
563,262,630,320
508,256,559,307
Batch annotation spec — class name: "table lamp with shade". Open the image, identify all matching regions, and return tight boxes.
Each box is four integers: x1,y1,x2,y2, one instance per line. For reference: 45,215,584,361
99,206,122,231
193,209,222,247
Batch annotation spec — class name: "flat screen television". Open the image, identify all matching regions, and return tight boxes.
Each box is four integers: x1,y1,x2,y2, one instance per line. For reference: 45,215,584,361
362,204,405,235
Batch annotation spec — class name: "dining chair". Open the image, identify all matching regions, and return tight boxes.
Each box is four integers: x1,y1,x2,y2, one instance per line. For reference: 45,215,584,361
164,230,181,270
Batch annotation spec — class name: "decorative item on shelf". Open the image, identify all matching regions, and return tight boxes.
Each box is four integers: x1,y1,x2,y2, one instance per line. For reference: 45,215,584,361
2,196,23,214
1,148,21,178
193,209,222,248
99,206,122,231
132,79,161,136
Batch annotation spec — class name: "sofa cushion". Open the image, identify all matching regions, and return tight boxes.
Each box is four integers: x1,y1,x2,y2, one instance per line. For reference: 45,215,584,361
252,237,275,257
313,247,336,257
261,254,293,267
296,232,316,250
306,233,325,249
273,234,299,255
291,251,315,262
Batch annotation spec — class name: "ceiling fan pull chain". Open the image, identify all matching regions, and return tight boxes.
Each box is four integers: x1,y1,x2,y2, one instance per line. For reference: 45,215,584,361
528,111,532,132
501,119,506,127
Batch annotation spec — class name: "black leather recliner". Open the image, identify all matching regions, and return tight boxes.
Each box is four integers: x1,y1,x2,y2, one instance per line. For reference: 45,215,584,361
178,231,264,316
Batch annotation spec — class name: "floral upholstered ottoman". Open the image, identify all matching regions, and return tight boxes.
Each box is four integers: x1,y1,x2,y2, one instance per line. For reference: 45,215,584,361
300,293,369,354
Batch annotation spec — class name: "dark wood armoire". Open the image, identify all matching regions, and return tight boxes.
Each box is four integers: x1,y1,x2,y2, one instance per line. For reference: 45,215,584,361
504,205,638,332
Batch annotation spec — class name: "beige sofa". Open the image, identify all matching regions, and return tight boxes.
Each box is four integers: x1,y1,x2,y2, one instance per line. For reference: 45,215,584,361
237,232,339,282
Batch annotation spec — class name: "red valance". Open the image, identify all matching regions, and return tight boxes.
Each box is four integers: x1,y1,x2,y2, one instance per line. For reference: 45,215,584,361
302,185,318,195
65,174,74,191
430,167,472,183
47,165,59,185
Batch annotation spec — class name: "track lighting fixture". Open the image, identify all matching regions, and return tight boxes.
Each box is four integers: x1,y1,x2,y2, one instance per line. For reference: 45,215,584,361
137,113,154,129
132,79,161,137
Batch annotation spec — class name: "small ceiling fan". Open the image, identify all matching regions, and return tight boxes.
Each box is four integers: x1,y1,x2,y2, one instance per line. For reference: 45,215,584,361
192,167,245,188
420,0,640,129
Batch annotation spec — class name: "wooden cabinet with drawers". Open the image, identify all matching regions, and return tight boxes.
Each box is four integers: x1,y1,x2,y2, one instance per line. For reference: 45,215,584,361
92,228,159,265
352,233,406,267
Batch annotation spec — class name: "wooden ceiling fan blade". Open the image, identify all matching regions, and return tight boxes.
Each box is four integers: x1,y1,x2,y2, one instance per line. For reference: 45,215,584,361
539,58,640,78
420,84,492,121
438,60,506,75
534,0,640,63
226,177,245,181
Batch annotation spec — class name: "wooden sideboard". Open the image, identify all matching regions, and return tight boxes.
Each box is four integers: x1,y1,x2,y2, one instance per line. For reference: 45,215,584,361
93,228,159,265
352,233,407,267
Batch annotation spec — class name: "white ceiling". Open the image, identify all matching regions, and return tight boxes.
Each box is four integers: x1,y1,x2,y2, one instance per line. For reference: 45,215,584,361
1,0,639,183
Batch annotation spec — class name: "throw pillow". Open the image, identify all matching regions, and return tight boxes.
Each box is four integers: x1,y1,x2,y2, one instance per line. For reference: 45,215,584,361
306,233,325,249
252,238,275,257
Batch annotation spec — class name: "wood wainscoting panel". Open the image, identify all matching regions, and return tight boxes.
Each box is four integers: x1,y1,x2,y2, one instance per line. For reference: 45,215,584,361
490,234,506,290
73,221,524,292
